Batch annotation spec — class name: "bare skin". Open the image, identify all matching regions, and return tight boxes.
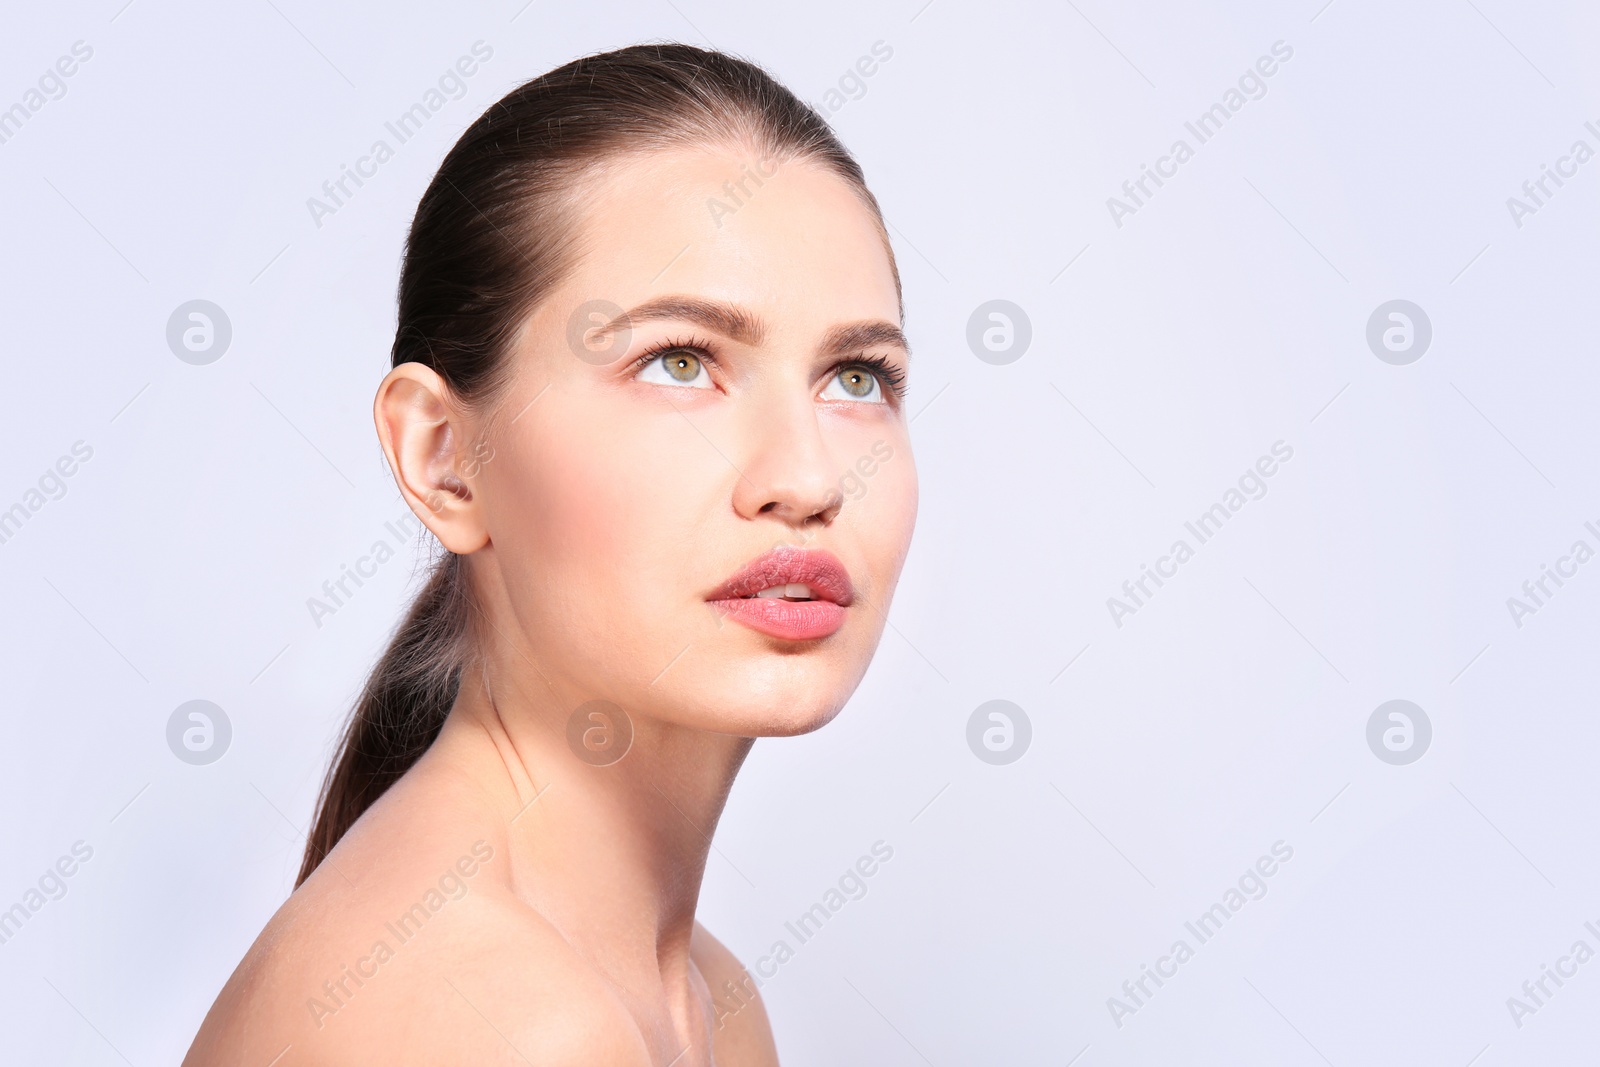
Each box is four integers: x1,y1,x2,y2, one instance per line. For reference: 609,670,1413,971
184,142,916,1065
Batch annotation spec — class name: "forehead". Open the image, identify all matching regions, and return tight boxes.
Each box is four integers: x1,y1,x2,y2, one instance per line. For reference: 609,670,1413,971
557,145,901,334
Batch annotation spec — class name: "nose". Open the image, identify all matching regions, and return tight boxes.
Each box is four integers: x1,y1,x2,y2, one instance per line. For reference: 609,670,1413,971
731,394,843,530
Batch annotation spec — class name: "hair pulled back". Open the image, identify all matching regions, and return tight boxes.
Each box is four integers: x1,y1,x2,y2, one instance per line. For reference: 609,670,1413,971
297,43,897,886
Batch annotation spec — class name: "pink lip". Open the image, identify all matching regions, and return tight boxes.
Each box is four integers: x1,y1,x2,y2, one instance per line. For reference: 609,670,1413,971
706,545,854,641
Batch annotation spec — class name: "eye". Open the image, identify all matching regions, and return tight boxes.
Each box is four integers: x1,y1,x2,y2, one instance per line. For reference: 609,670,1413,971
821,364,886,404
636,346,714,389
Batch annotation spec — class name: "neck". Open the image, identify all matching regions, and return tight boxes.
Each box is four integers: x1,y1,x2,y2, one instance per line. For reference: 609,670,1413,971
425,652,753,990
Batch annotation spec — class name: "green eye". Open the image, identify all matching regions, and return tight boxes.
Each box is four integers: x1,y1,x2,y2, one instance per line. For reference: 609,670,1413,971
841,369,874,396
666,353,700,381
637,348,713,389
822,366,884,403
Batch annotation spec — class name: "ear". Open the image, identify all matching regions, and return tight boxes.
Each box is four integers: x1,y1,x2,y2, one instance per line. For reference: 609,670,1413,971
374,362,489,554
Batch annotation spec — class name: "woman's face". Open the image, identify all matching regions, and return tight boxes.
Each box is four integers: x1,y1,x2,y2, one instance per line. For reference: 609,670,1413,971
471,144,918,736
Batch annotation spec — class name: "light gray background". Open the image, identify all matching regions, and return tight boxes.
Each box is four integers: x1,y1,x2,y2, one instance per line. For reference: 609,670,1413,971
3,0,1597,1063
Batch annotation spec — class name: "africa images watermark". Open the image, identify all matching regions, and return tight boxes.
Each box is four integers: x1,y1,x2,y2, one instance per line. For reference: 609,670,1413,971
705,150,784,229
734,438,898,567
1107,840,1295,1029
711,840,896,1029
305,510,426,628
306,40,494,228
305,429,491,627
811,40,894,117
1107,40,1294,228
0,39,93,147
306,841,495,1028
1504,917,1600,1030
1106,440,1295,628
0,840,94,948
823,439,897,515
1504,519,1600,630
1505,119,1600,230
0,439,94,548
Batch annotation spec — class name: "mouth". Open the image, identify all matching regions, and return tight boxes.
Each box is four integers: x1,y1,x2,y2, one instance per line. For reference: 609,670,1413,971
706,545,854,641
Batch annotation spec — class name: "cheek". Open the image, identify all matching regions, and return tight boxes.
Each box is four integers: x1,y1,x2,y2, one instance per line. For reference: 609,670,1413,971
487,404,727,622
845,449,919,594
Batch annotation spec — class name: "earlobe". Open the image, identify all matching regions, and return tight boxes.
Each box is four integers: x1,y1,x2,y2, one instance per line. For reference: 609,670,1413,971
373,363,490,554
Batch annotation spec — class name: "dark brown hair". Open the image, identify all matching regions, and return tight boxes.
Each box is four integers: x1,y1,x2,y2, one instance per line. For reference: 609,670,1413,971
296,42,899,887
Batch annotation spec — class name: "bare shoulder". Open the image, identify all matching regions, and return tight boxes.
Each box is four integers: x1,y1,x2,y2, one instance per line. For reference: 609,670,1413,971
183,786,647,1065
692,922,781,1066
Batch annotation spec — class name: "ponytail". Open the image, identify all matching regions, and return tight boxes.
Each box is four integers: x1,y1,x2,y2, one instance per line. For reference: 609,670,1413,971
296,553,473,886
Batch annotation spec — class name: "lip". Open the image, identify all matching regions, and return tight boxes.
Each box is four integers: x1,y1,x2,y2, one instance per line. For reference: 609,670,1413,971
706,545,855,641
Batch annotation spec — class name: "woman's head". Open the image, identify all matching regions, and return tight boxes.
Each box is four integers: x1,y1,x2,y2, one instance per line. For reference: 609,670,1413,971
300,43,917,883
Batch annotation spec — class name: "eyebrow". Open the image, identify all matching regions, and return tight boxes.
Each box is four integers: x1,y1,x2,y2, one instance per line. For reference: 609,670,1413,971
602,296,910,360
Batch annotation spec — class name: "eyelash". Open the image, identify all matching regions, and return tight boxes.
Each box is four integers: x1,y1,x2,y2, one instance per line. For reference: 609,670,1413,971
629,335,908,404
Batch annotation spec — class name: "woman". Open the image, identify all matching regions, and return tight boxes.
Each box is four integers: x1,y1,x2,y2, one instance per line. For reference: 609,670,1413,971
185,42,917,1066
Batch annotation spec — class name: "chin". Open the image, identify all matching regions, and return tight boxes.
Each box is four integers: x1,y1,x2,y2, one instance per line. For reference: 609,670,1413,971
698,647,870,737
749,700,847,738
680,686,852,738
